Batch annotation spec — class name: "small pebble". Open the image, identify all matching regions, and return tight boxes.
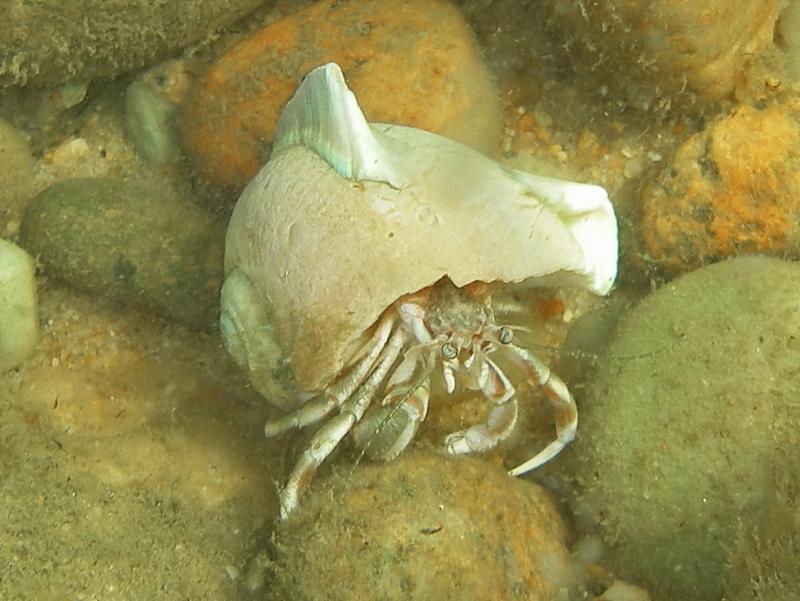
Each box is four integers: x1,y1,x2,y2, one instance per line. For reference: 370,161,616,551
47,137,91,167
0,239,39,372
597,581,651,601
0,118,36,234
623,156,644,178
125,79,180,165
224,565,239,581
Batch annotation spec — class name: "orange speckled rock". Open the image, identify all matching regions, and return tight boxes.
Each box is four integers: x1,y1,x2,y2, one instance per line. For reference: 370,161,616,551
639,100,800,273
182,0,501,191
269,451,572,601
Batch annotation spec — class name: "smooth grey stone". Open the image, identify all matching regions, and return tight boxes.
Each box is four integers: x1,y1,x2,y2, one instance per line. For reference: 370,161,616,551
0,239,38,371
21,178,224,330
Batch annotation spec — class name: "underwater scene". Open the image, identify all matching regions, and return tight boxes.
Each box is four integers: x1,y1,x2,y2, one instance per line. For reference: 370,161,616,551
1,0,798,599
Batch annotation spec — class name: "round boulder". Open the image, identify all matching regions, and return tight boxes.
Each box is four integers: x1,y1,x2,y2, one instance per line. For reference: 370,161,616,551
182,0,502,191
270,451,573,601
563,256,800,600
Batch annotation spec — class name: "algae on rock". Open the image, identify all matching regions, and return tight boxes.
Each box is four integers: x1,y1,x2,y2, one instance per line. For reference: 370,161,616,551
0,0,265,87
563,256,800,601
269,451,574,601
20,178,225,330
0,239,38,372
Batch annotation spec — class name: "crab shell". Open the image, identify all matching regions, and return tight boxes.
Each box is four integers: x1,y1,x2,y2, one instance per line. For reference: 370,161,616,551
222,63,618,408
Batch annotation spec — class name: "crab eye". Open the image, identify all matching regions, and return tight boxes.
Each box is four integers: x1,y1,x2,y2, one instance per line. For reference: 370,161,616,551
441,342,458,360
499,327,513,344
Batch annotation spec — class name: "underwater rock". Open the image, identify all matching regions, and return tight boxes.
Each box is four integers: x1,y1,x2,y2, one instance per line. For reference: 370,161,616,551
595,581,652,601
124,79,180,165
562,256,800,601
777,0,800,80
638,99,800,275
20,178,224,330
0,0,264,87
0,239,38,372
269,451,572,601
181,0,502,192
0,118,36,236
540,0,781,105
559,297,631,386
0,284,277,599
722,435,800,601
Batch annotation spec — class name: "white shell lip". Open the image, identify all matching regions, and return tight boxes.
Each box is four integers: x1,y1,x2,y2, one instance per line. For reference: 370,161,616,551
223,63,619,392
505,168,618,296
273,62,618,295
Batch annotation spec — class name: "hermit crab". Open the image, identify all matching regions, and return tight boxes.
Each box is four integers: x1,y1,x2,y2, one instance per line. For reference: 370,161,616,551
220,63,618,518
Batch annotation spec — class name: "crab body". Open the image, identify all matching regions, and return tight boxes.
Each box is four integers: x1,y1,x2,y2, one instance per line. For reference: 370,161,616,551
220,64,618,518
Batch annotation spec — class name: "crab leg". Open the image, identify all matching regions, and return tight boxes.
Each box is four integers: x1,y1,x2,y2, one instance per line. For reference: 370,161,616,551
398,301,433,344
264,314,394,437
444,355,518,454
382,348,433,412
504,343,577,477
353,347,436,460
375,371,431,460
441,359,457,393
263,393,337,438
279,328,406,519
462,343,489,390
